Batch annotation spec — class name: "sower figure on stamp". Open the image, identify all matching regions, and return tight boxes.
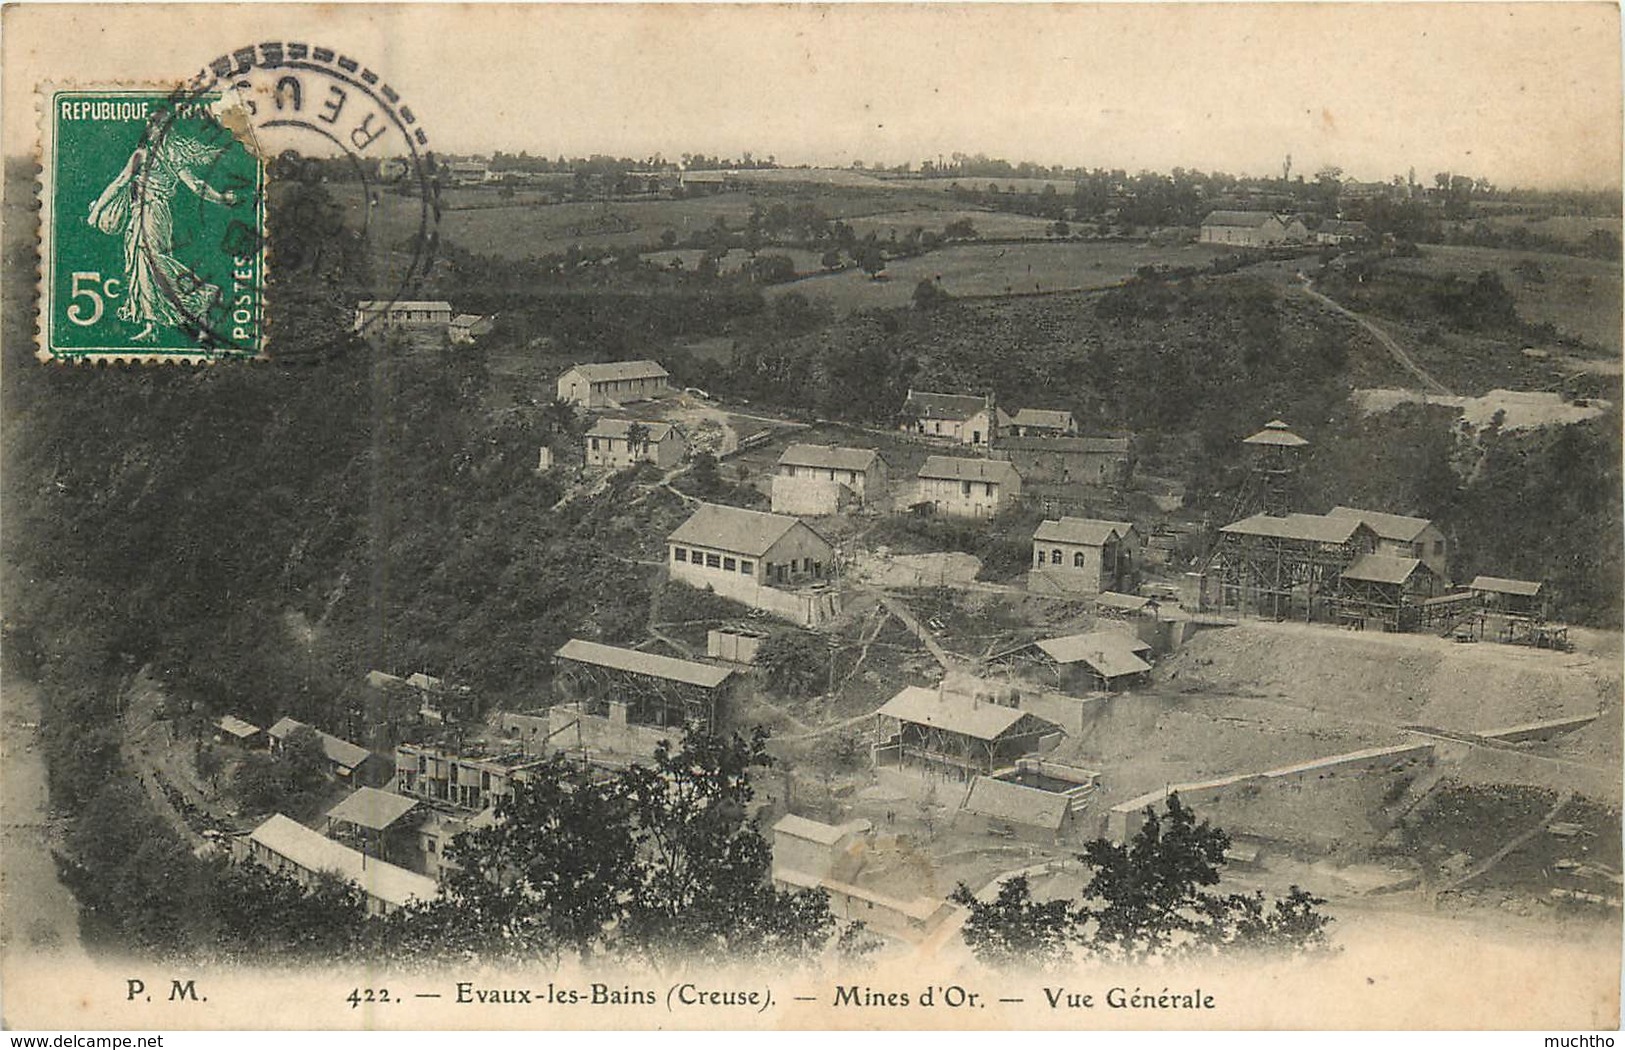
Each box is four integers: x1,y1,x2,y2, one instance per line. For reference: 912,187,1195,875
87,129,241,343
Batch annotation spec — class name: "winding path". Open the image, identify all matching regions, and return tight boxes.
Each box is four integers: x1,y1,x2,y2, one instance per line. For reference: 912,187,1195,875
1296,274,1453,396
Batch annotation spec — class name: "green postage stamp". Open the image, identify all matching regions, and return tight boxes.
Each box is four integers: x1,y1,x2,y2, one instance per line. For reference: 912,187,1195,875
37,88,267,362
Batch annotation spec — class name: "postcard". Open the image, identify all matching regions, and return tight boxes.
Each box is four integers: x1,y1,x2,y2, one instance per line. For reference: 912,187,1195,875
1,2,1619,1033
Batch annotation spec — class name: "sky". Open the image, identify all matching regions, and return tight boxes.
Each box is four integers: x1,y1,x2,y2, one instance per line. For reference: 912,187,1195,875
4,3,1621,189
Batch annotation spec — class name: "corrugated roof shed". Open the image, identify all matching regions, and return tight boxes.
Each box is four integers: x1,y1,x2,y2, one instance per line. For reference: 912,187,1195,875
1326,506,1433,543
1220,513,1367,545
217,715,261,739
585,418,679,442
1469,576,1543,597
772,814,863,846
777,444,880,472
554,638,734,689
668,503,822,558
249,814,438,909
567,360,669,382
1011,408,1074,431
266,718,372,773
357,299,453,312
876,686,1048,741
1341,554,1426,586
905,390,989,420
1033,517,1133,546
1202,210,1279,228
917,456,1022,486
1033,631,1153,679
326,787,420,831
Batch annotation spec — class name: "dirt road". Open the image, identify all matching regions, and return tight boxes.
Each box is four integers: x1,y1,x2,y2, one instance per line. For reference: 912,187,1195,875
1297,274,1453,395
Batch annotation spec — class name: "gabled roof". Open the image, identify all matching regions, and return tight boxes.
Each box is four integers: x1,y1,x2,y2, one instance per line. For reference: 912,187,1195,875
249,814,438,909
917,456,1022,486
771,814,868,846
325,786,420,832
266,718,373,773
905,390,989,420
1242,420,1309,447
450,314,483,327
1033,517,1133,547
876,686,1054,741
555,638,734,689
777,444,881,472
217,715,262,739
1469,575,1543,597
1326,506,1434,543
1341,554,1427,586
585,418,680,442
365,670,405,689
565,360,669,383
357,300,452,312
1202,210,1281,228
994,435,1130,455
1011,408,1074,431
668,503,824,557
1220,513,1369,545
1033,631,1153,678
963,779,1069,830
406,672,443,692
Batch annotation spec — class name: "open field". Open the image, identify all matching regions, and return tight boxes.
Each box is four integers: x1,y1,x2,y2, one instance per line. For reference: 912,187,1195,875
1443,213,1621,249
766,240,1236,312
841,208,1061,240
355,188,932,260
1385,244,1624,355
641,247,829,276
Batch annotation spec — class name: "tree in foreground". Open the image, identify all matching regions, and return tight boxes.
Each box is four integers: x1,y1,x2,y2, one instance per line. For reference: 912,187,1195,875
384,728,841,966
954,794,1333,969
949,874,1074,971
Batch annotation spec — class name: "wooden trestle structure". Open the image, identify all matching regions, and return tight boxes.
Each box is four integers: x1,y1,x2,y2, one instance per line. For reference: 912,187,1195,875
1202,514,1379,622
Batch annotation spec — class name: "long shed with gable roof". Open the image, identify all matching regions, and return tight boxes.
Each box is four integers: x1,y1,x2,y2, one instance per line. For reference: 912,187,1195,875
556,360,671,408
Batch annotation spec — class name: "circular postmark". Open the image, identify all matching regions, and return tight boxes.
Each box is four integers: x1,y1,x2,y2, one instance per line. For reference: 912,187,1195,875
131,43,440,359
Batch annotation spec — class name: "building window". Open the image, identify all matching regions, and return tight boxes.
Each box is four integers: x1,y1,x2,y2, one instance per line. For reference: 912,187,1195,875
1433,540,1445,555
1053,549,1063,564
962,481,972,496
674,547,687,562
449,764,459,784
1074,551,1086,568
741,561,753,576
481,771,491,790
706,553,721,568
723,557,737,571
426,839,437,853
1035,549,1045,565
590,437,599,451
